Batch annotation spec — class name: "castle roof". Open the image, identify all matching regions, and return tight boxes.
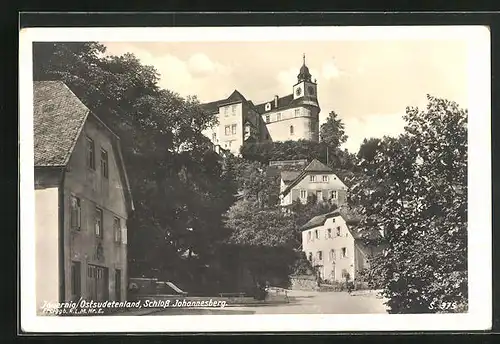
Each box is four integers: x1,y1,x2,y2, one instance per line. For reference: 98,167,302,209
200,89,249,114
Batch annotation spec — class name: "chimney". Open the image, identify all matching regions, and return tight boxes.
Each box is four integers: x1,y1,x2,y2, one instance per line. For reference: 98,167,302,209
274,95,279,108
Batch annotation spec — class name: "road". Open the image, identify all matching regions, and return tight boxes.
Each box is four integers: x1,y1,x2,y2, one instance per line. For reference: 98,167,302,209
148,289,388,315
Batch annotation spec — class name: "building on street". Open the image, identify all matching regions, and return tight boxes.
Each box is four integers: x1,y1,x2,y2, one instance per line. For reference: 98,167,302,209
300,209,382,283
34,81,134,313
279,159,348,208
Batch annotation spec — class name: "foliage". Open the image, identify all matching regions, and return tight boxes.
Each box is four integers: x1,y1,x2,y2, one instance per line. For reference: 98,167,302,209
349,95,467,313
226,155,280,208
357,137,382,163
224,199,298,248
33,42,237,288
320,110,348,149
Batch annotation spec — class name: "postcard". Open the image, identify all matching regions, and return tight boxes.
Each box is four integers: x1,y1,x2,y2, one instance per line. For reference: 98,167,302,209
19,24,491,332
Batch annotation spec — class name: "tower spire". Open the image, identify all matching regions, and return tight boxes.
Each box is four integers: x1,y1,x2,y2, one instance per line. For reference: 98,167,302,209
303,53,306,65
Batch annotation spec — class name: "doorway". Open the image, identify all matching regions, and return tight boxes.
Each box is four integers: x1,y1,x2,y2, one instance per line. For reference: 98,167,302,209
87,264,109,301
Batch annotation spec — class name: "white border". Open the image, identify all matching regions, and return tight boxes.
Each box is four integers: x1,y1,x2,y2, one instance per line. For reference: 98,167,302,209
19,26,491,332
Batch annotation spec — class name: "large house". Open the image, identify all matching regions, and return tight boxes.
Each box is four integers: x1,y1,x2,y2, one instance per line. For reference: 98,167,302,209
279,159,348,207
201,55,321,155
301,209,382,283
34,81,134,313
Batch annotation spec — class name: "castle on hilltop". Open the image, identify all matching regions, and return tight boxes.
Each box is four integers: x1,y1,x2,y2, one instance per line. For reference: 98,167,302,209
201,55,321,155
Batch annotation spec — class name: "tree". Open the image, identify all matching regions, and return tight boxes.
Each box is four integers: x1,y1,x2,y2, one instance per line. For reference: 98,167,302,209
320,111,348,149
349,95,467,313
357,137,382,162
33,42,236,288
224,199,298,248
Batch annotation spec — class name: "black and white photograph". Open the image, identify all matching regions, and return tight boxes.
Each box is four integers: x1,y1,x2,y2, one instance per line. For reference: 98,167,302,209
19,25,491,332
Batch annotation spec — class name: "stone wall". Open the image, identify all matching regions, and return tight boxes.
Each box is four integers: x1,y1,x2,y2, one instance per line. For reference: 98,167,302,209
290,275,318,290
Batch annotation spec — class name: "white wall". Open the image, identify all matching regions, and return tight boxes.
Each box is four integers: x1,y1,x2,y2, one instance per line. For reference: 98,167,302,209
35,187,60,313
302,216,356,282
262,106,319,142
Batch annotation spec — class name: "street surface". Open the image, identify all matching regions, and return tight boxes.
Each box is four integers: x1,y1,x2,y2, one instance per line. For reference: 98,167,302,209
148,289,388,315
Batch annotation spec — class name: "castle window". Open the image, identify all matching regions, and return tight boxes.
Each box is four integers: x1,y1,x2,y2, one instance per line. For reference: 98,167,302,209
300,190,307,199
290,125,294,135
307,231,311,242
308,252,313,261
322,175,329,182
337,227,341,236
224,107,229,117
310,175,316,182
327,228,332,238
231,124,237,135
315,230,319,239
294,109,300,117
212,133,217,141
266,115,270,123
277,113,281,121
86,136,95,170
329,249,335,261
232,105,237,114
317,251,323,261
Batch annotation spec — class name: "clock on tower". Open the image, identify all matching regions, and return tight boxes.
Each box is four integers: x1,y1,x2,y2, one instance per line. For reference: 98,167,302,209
295,87,302,96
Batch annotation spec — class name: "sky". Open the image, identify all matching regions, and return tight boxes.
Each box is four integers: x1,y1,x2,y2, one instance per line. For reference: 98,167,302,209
102,40,468,153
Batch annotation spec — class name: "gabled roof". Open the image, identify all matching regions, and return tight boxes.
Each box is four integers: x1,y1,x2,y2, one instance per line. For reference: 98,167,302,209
281,171,301,183
34,80,134,213
200,90,248,114
300,209,380,241
281,159,343,195
304,159,333,173
34,81,90,167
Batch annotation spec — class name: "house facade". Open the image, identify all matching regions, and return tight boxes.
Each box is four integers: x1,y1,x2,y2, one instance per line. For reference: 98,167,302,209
201,55,320,155
34,81,134,313
301,210,382,283
279,159,348,207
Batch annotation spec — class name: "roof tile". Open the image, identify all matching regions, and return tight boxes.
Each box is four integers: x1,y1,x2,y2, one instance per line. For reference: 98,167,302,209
33,81,90,167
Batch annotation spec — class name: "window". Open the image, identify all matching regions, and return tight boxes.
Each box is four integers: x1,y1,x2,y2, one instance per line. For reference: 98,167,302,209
70,196,81,230
322,175,328,182
266,115,270,123
232,105,236,115
290,125,294,135
71,261,81,301
95,207,103,238
115,269,122,301
342,269,349,278
294,109,300,117
330,190,338,200
225,125,230,136
114,217,121,243
86,137,95,170
307,231,312,242
327,228,332,238
277,113,281,121
341,247,347,258
308,252,313,261
310,175,316,182
315,230,319,239
300,190,307,199
317,251,323,261
329,249,335,261
224,107,229,117
212,133,217,141
100,149,108,178
337,227,341,236
316,190,322,201
231,124,237,135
